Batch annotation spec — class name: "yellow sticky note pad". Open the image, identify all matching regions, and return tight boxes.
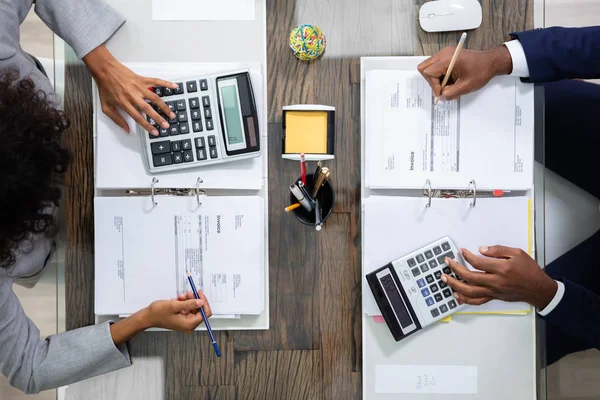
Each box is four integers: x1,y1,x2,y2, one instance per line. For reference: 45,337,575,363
285,111,328,154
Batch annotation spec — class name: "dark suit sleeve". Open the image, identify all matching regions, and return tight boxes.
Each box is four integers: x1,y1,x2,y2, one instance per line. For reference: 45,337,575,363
511,26,600,82
541,277,600,350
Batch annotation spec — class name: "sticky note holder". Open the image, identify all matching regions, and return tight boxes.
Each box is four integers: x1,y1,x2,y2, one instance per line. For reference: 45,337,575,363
282,104,335,161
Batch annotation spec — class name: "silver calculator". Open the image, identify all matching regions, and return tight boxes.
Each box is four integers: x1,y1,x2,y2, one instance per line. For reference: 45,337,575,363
366,237,468,341
139,70,261,173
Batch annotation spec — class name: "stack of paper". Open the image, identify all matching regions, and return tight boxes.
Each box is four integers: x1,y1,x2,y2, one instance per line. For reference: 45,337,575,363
365,70,534,190
95,195,264,316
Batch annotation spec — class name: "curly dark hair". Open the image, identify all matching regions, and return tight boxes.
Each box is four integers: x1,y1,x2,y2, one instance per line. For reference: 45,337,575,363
0,70,70,268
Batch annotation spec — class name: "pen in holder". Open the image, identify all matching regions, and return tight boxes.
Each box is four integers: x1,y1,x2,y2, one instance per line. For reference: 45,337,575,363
289,173,334,229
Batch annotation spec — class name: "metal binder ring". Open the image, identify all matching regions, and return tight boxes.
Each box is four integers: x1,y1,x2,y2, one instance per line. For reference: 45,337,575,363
469,179,477,207
151,177,159,206
425,179,432,208
196,177,204,206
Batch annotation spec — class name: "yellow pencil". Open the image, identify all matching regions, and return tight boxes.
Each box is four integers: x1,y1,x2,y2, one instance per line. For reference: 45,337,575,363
285,203,301,212
434,32,467,105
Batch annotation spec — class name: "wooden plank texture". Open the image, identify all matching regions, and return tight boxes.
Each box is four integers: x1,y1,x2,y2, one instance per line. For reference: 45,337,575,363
63,0,534,398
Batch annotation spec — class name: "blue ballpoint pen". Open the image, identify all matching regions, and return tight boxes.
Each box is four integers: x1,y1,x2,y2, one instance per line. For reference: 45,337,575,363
186,272,221,357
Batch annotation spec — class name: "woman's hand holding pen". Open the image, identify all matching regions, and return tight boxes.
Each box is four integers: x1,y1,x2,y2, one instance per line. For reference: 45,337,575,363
144,291,213,333
110,291,212,346
83,44,178,136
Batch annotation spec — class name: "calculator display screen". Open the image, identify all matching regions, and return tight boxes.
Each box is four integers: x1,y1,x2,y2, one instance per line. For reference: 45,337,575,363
220,85,244,145
380,275,414,329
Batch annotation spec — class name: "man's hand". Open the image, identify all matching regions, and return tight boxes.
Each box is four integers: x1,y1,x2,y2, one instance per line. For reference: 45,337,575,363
441,246,558,310
417,46,513,101
83,44,177,136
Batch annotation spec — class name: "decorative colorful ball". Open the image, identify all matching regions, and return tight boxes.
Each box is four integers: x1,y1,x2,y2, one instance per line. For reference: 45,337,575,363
289,24,326,61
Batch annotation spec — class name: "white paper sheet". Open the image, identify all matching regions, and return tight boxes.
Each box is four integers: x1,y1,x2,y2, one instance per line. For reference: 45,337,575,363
365,67,534,190
94,195,264,315
152,0,255,21
375,365,478,394
363,196,532,315
94,62,265,190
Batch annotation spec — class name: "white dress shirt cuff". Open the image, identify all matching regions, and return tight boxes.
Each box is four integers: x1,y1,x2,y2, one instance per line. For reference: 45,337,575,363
537,280,565,316
503,40,530,78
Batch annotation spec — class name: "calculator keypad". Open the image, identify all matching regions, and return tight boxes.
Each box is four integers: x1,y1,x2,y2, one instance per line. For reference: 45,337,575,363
401,239,462,322
148,78,221,168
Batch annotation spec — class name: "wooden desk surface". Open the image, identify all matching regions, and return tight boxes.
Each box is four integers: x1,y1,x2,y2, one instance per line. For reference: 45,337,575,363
63,1,532,398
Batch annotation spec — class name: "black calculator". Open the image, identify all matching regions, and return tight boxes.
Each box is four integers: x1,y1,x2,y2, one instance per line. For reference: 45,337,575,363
139,70,261,173
366,237,467,341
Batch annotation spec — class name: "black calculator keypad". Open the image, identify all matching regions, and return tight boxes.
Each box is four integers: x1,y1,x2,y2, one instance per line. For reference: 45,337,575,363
192,121,203,133
197,149,207,161
181,139,192,150
151,141,170,154
171,141,181,152
183,150,194,162
200,79,208,91
438,251,455,265
174,83,184,95
206,119,214,130
173,152,183,164
153,153,172,167
186,80,198,92
410,240,463,319
202,96,210,107
191,110,202,120
189,97,200,109
179,123,190,134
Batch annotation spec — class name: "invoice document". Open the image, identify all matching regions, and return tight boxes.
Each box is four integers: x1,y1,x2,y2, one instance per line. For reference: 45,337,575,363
365,68,534,190
94,195,264,315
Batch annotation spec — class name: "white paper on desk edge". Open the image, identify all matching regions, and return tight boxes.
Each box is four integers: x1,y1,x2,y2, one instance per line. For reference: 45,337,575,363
152,0,255,21
375,365,478,394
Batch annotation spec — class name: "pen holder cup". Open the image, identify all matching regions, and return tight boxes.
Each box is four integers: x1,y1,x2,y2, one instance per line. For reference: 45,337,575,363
290,174,335,226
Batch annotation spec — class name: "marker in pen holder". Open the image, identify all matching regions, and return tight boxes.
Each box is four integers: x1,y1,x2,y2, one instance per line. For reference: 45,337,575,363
289,173,335,228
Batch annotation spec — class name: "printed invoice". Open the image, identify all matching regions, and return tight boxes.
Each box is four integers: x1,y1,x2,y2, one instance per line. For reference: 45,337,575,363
365,69,534,190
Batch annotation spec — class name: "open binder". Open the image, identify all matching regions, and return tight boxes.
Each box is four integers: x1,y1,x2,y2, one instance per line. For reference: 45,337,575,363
93,62,269,330
360,55,538,400
362,61,535,317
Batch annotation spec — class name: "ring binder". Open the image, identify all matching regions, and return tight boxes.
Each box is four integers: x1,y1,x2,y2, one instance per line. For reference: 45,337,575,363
196,177,205,206
425,179,432,208
469,179,477,208
151,177,159,206
422,179,478,207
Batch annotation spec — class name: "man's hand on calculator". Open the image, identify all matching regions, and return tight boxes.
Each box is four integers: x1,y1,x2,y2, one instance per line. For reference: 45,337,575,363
83,44,177,136
441,246,558,310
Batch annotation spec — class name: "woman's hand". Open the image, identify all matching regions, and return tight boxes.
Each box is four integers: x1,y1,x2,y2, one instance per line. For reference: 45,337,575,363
143,290,212,333
83,44,177,136
110,291,212,346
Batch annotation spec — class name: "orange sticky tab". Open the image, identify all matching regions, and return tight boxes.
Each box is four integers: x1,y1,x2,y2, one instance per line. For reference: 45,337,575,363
493,190,504,197
373,316,385,323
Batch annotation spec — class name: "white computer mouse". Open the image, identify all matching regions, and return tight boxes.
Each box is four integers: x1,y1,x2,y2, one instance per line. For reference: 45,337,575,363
419,0,482,32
